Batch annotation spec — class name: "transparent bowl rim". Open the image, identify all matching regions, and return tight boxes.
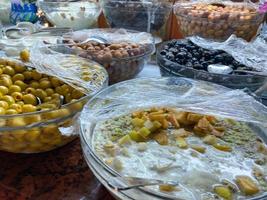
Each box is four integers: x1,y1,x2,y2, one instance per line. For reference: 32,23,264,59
79,81,267,199
156,39,266,80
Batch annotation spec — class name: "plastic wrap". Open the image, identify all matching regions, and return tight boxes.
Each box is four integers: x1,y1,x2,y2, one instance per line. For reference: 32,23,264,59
65,28,154,45
29,42,108,95
80,77,267,127
190,35,267,74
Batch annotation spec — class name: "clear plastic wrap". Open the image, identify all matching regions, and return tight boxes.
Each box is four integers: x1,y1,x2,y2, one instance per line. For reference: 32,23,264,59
80,77,267,126
190,35,267,74
29,42,108,95
65,28,154,45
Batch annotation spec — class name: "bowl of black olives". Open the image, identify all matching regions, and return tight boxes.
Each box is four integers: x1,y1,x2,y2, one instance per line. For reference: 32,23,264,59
157,39,266,91
101,0,172,34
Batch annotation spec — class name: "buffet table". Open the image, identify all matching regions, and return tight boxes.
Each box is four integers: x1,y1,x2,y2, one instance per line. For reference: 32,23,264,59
0,64,160,200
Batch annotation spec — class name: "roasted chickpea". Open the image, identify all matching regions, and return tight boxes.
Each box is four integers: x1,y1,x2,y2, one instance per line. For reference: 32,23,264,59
0,107,5,115
12,73,25,82
0,76,12,87
11,92,23,101
35,89,47,100
32,70,42,81
20,49,30,62
23,71,32,80
5,109,17,115
9,103,22,113
45,88,54,96
0,101,9,109
3,66,15,76
29,81,39,89
2,95,15,105
14,80,27,90
22,104,37,113
9,85,21,94
0,86,9,95
39,80,52,89
14,64,26,73
50,77,62,87
22,94,37,105
71,89,84,99
25,87,36,94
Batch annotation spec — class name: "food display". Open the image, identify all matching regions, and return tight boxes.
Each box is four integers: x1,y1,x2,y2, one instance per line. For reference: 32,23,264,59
80,77,267,200
92,108,267,199
0,55,107,153
157,39,266,91
101,0,172,35
38,0,101,30
0,0,10,25
65,41,152,84
174,2,264,41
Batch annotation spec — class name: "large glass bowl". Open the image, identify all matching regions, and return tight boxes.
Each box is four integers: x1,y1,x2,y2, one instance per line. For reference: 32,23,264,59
0,58,108,153
157,40,267,92
174,1,264,41
80,77,267,200
101,0,172,34
38,0,101,30
59,28,155,84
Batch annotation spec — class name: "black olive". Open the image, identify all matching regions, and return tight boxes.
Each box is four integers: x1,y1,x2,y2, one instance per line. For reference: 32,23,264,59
214,55,224,63
193,64,204,70
186,62,193,68
160,50,167,56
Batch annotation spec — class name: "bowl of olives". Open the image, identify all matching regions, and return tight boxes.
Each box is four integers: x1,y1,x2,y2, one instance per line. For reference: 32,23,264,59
0,57,107,153
157,39,267,91
174,2,264,41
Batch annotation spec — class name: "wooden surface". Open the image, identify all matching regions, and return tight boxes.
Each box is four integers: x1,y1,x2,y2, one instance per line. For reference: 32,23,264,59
0,139,115,200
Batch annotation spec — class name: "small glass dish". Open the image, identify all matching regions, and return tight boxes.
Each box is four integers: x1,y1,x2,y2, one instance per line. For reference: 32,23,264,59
174,1,264,41
38,0,101,30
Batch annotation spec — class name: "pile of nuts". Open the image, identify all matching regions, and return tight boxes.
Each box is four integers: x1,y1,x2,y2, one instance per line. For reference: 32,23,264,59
65,40,151,84
175,3,264,41
0,58,90,153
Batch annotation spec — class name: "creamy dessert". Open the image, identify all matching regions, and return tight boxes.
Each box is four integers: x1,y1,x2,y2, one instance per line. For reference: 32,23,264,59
93,107,267,200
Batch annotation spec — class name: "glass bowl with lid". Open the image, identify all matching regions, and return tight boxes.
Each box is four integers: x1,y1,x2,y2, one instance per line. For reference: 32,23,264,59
59,28,155,84
101,0,172,36
157,39,267,92
38,0,101,30
80,77,267,200
174,1,264,41
0,55,107,153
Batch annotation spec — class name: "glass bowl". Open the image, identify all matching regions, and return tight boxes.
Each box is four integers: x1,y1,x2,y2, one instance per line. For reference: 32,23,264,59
0,57,108,153
80,77,267,200
101,0,172,34
38,0,101,30
59,28,155,84
0,0,11,25
157,40,267,92
174,1,264,41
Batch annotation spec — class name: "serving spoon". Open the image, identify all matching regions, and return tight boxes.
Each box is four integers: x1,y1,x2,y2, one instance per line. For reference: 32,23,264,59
107,176,179,191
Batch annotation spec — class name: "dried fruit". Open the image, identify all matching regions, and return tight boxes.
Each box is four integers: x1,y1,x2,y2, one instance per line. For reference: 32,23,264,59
176,137,188,149
153,130,168,145
213,143,232,152
214,185,233,200
190,144,206,153
235,176,259,196
203,135,217,145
